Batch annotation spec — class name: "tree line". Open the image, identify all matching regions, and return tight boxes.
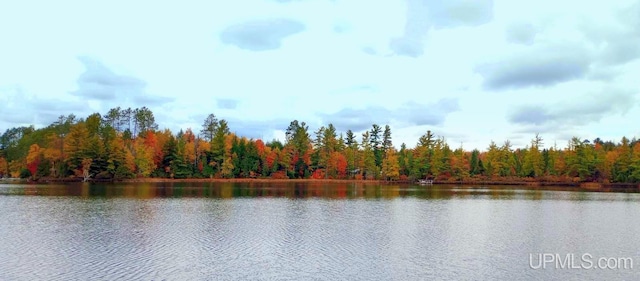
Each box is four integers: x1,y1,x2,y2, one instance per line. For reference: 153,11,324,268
1,107,640,183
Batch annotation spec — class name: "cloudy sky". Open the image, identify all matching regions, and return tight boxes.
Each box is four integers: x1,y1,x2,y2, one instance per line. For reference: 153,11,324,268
1,0,639,150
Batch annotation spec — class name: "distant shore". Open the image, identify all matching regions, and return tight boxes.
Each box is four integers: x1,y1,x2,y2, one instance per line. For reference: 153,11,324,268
10,177,638,191
118,178,640,190
122,178,382,184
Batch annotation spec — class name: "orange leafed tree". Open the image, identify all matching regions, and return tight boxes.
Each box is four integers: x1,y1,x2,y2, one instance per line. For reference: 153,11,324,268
199,141,211,154
154,130,173,169
184,138,196,165
255,139,266,157
224,134,236,154
0,157,8,177
603,150,618,181
183,128,196,143
143,130,157,148
265,149,277,173
40,133,63,177
329,151,347,179
143,130,160,168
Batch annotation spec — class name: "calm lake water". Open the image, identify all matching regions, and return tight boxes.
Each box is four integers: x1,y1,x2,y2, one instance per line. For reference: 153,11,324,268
1,182,639,280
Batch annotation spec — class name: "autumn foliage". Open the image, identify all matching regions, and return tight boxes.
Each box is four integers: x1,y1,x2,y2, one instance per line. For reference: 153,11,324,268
26,144,41,177
2,108,640,184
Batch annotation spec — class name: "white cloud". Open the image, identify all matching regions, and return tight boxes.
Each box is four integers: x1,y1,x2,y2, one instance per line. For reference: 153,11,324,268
1,0,639,151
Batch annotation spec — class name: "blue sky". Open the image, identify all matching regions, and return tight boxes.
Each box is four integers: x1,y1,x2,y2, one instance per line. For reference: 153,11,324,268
1,0,639,150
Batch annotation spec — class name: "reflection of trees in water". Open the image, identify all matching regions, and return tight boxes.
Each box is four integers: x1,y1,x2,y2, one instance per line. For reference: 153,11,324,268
135,183,155,198
220,182,234,199
525,190,543,200
10,183,636,201
381,185,400,199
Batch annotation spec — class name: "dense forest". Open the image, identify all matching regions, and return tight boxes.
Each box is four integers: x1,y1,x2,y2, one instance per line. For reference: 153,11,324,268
1,107,640,183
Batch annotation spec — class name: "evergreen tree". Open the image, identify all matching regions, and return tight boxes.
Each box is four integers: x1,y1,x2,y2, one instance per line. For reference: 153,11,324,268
201,114,218,141
382,125,392,152
470,149,480,175
211,119,230,173
370,124,383,167
362,132,378,179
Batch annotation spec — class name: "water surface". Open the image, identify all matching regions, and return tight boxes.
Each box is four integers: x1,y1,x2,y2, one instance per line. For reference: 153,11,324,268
1,182,639,280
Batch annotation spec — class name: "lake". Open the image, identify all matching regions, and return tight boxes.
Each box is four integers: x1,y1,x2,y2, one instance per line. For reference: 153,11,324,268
1,182,639,280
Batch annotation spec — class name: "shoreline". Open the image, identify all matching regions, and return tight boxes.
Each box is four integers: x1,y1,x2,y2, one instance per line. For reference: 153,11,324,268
118,178,640,189
15,177,639,191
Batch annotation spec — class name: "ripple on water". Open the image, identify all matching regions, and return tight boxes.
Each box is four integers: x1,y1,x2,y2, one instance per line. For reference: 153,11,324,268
2,190,640,280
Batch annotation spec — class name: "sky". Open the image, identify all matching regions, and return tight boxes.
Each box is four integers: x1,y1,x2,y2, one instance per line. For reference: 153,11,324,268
1,0,639,151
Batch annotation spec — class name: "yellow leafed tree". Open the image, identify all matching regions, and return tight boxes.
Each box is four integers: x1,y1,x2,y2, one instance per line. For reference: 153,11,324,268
26,144,41,165
381,148,400,180
8,160,24,178
133,139,155,177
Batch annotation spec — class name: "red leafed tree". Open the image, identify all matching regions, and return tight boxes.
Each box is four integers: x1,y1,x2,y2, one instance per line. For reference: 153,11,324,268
142,131,163,167
311,169,324,179
147,130,170,168
26,144,42,177
290,154,299,169
143,130,157,147
329,152,347,179
302,143,313,165
266,150,277,172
